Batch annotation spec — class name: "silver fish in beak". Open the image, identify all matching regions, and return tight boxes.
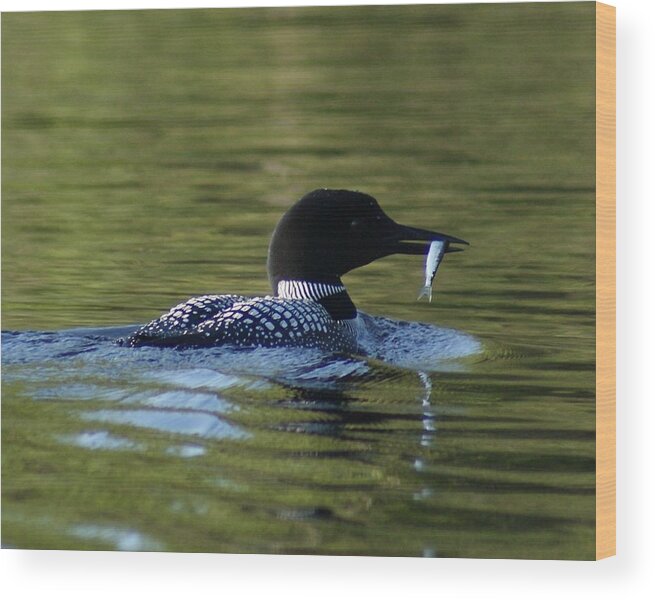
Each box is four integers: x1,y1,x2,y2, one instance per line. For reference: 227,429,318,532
417,240,448,302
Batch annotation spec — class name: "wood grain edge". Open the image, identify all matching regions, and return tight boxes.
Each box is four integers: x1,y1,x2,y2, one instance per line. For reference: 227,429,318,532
595,1,616,561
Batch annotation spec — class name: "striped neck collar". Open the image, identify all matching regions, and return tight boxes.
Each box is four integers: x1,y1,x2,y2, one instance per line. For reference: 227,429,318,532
277,280,346,301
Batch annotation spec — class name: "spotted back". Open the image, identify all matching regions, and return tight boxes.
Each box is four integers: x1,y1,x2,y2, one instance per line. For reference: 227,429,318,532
122,294,247,347
190,297,357,351
123,295,358,352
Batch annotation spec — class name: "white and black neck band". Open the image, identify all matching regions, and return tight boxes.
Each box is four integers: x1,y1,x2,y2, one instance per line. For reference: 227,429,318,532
277,280,346,301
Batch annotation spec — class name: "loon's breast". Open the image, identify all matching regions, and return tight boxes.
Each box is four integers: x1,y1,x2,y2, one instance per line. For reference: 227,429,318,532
121,283,358,352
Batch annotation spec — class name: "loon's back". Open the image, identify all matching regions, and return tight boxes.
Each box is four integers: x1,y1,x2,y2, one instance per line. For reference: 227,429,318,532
122,292,358,352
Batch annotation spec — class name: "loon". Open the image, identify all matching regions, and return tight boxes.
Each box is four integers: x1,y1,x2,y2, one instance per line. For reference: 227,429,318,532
121,189,467,352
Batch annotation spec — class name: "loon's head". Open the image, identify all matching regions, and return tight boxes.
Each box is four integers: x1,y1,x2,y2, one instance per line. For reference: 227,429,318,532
267,189,467,289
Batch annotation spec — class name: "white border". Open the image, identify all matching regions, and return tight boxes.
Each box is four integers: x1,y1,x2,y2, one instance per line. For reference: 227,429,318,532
1,0,653,598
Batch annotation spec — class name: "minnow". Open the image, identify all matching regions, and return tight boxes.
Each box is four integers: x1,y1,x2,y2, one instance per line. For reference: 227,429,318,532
417,240,447,302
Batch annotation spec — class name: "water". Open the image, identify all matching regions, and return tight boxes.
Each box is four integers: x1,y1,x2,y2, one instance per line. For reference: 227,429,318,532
2,4,596,559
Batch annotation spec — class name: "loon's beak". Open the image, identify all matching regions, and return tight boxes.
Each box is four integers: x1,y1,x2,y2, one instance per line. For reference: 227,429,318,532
391,223,469,255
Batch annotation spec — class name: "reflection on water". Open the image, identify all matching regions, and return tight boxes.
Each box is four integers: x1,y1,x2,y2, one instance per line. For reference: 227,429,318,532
57,430,144,452
82,409,247,440
2,3,595,558
70,524,163,552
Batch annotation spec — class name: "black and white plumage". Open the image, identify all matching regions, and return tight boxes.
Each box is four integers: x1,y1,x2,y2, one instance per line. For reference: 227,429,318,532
123,285,357,352
121,189,467,352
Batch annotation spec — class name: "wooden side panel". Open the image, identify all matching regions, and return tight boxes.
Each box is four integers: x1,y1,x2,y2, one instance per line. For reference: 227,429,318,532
595,1,616,561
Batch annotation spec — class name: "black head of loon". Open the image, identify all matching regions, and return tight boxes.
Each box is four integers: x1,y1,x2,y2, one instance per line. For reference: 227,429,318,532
267,188,468,293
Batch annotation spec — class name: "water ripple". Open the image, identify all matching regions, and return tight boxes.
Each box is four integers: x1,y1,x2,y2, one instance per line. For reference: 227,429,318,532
82,409,248,440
